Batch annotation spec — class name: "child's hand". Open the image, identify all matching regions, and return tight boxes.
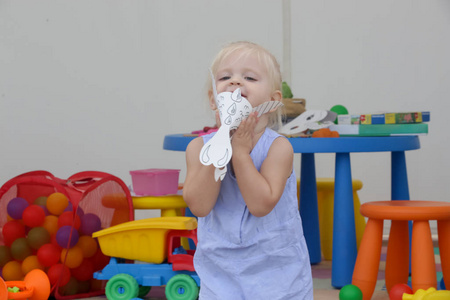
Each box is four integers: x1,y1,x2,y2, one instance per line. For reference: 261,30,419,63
231,112,259,155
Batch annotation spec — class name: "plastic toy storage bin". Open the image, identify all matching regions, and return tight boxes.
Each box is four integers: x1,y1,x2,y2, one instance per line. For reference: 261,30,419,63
130,169,180,196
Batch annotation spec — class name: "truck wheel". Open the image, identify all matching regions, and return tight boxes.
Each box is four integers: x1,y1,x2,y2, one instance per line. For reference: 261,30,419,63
106,273,139,300
165,274,199,300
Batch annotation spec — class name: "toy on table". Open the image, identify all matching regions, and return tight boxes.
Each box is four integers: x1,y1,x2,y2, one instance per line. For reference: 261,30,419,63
402,287,450,299
199,71,283,181
0,269,51,300
92,216,199,300
339,284,363,300
278,109,337,136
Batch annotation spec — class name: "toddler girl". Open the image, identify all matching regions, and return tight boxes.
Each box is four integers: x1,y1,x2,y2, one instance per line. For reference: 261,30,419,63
183,41,313,299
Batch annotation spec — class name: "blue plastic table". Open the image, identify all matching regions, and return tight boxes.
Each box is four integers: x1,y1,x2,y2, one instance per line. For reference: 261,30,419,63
163,134,421,288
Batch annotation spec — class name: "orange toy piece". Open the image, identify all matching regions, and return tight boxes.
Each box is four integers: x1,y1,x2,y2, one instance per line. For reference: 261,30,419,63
0,269,51,300
352,201,450,300
312,128,339,138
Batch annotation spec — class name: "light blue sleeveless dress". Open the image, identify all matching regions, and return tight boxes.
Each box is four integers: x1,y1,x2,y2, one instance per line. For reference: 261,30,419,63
194,128,313,300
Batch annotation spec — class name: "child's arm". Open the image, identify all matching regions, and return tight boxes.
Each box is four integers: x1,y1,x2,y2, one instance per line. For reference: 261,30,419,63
183,137,222,217
231,114,293,217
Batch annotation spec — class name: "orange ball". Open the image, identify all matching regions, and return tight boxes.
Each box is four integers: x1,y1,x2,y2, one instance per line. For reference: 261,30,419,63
2,260,24,280
46,192,69,216
76,236,98,258
21,255,44,274
61,246,83,269
42,215,59,236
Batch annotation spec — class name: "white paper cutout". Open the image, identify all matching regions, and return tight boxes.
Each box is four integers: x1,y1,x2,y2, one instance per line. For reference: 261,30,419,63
200,88,252,178
252,101,284,117
199,71,283,181
278,110,337,135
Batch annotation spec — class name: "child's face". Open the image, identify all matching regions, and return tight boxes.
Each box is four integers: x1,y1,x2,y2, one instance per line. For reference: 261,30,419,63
213,51,279,109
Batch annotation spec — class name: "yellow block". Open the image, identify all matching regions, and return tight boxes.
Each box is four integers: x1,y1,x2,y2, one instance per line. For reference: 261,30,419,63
298,178,366,260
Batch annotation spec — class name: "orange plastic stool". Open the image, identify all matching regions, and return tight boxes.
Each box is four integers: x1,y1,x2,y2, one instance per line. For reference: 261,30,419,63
352,201,450,300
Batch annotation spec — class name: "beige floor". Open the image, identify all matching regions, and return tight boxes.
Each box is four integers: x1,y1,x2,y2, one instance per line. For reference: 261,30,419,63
85,289,390,300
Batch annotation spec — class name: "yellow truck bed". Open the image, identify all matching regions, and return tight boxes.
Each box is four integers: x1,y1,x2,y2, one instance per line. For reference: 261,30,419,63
92,217,197,264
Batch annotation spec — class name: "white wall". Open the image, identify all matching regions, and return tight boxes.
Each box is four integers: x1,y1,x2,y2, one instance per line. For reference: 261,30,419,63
1,1,449,221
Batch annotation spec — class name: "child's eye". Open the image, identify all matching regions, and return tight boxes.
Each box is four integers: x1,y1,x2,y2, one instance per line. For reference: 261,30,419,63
245,77,256,81
219,76,230,81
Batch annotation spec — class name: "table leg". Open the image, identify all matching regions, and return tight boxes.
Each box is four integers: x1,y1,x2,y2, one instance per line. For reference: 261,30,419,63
299,153,322,264
391,151,410,200
391,151,412,272
332,152,357,288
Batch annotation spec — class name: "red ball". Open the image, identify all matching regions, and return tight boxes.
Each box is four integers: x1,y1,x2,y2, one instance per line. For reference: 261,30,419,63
2,220,26,247
71,259,94,281
389,283,413,300
37,243,62,267
22,205,46,227
90,248,110,271
47,263,71,286
58,212,81,230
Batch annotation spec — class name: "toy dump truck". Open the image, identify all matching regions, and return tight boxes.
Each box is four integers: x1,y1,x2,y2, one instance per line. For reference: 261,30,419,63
93,217,199,300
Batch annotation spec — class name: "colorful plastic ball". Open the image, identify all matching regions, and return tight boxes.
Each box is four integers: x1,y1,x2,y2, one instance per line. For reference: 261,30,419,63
75,207,84,217
77,280,91,293
27,226,51,249
63,202,73,212
58,211,81,230
71,259,94,281
34,196,47,206
37,243,62,267
61,246,83,269
2,260,24,281
2,220,26,247
42,215,59,236
21,255,44,274
46,192,69,216
90,278,104,291
56,226,79,248
90,248,110,270
22,204,46,227
7,197,29,219
10,237,32,261
76,235,98,258
47,263,71,286
58,276,79,296
330,105,349,124
389,283,412,300
339,284,363,300
0,245,13,267
80,213,101,236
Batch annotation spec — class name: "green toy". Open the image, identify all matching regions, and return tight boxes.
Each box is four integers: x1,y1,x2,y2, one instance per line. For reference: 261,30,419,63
339,284,363,300
282,81,293,98
330,105,349,124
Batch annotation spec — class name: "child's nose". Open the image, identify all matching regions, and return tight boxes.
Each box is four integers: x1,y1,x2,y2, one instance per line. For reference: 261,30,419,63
230,76,242,86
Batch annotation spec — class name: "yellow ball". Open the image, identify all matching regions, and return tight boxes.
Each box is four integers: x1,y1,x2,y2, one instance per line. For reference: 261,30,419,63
2,260,24,280
76,236,98,258
42,215,59,236
21,255,44,274
46,192,69,216
61,246,83,269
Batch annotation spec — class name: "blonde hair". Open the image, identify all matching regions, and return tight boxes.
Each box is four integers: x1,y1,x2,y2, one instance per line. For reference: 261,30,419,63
208,41,284,129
